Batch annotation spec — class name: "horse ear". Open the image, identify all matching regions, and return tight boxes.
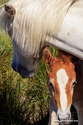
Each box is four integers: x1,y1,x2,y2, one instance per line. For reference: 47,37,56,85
5,4,16,18
43,47,54,66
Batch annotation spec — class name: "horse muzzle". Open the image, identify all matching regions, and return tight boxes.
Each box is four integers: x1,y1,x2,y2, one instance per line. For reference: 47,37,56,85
11,62,35,78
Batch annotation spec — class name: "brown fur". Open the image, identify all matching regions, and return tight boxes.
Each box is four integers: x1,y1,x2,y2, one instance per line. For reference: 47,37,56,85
43,48,76,109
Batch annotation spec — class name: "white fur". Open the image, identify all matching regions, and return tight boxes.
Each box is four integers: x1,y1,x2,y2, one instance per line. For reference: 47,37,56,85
56,68,69,111
0,0,76,56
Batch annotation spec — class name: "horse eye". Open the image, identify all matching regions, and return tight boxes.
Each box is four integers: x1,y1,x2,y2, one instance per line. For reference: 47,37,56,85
8,30,11,36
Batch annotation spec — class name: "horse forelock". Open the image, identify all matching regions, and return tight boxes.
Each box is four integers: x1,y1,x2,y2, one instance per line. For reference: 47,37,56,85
0,0,77,56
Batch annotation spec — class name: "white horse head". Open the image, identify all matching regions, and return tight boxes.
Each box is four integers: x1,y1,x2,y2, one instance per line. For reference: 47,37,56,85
1,2,45,78
0,0,83,78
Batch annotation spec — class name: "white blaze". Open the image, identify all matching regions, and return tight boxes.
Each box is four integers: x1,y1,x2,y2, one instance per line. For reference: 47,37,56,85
56,68,69,111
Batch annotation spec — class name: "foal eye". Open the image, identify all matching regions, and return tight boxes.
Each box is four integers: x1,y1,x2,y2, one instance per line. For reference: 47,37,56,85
48,81,53,87
72,79,76,87
72,82,76,87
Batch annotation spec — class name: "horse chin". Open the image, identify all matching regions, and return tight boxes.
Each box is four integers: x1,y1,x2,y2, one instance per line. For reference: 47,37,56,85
20,73,35,78
18,69,35,78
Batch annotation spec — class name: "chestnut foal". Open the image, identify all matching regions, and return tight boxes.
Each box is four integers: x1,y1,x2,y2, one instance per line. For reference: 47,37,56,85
43,48,83,125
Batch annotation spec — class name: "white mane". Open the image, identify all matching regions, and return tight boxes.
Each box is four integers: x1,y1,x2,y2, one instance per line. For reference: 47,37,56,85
0,0,77,56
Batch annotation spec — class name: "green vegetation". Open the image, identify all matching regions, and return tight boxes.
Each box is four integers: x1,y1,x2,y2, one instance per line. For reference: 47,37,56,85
0,0,8,6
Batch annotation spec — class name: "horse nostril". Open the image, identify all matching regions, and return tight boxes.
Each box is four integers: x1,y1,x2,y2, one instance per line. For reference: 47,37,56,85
11,62,17,72
18,65,21,74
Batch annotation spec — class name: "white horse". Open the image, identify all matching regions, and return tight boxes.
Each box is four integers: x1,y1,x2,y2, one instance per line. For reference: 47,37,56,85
43,48,83,125
0,0,83,78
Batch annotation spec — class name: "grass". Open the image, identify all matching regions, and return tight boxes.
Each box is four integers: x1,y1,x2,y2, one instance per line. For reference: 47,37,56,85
0,0,8,6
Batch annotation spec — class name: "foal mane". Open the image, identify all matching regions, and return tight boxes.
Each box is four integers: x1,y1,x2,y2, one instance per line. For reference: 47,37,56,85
57,50,79,65
0,0,77,56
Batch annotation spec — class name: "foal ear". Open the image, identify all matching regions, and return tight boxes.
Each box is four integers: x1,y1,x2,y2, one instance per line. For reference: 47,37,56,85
5,4,16,18
43,48,54,66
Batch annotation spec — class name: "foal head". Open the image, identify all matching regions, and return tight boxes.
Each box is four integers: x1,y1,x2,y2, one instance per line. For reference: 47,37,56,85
43,48,78,121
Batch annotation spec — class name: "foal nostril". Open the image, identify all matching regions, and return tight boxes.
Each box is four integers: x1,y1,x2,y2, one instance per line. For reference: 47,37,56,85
58,115,60,121
67,113,71,120
58,113,71,121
